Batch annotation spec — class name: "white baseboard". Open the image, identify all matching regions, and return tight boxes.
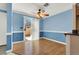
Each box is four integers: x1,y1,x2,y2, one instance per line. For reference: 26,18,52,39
40,37,66,45
12,31,23,33
13,40,24,44
40,30,71,33
6,50,12,53
0,44,6,46
6,33,12,35
13,37,66,45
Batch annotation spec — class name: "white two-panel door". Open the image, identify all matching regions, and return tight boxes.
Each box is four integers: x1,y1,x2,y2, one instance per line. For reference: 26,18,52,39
0,12,7,46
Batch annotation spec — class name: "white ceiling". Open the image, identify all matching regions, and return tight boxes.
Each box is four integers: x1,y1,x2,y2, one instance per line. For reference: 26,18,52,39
13,3,73,17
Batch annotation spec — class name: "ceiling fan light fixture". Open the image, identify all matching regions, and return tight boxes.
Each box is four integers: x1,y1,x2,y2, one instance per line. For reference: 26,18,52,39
36,8,49,19
36,12,49,19
36,14,42,19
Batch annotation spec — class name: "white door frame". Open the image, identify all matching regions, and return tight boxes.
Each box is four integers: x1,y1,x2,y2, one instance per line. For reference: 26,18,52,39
23,16,26,41
23,16,32,41
32,18,40,40
23,16,40,41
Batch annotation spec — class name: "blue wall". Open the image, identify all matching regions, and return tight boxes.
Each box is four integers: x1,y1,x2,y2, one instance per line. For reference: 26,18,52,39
40,32,66,42
13,13,24,42
12,14,34,42
6,35,12,50
40,9,73,43
40,10,73,32
13,13,24,31
7,3,12,33
6,3,12,50
6,6,24,50
13,32,24,42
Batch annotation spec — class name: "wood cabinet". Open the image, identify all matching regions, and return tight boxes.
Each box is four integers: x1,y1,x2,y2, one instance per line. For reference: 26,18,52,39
67,4,79,55
76,4,79,15
66,34,79,55
76,4,79,34
76,16,79,32
70,35,79,55
65,3,79,55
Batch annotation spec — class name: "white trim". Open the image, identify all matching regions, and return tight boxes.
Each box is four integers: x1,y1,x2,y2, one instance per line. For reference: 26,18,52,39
23,16,26,41
11,7,13,52
11,39,13,53
6,50,12,53
40,30,72,33
66,35,70,55
6,33,12,35
12,31,23,33
40,37,67,45
13,41,24,44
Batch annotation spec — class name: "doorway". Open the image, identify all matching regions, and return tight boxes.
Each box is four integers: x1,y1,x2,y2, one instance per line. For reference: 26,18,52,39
23,16,32,41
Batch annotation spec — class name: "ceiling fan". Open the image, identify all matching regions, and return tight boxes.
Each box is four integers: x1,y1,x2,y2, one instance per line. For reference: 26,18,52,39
36,3,49,19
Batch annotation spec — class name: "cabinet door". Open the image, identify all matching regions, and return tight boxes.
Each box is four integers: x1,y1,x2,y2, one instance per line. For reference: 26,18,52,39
70,35,79,55
76,17,79,32
76,4,79,15
76,3,79,34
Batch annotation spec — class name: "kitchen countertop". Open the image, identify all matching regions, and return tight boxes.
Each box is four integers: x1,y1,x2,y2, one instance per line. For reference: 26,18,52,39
64,33,79,36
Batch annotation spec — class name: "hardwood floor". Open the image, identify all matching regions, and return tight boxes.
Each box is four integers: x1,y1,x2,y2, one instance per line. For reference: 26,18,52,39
13,38,66,55
0,45,6,55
